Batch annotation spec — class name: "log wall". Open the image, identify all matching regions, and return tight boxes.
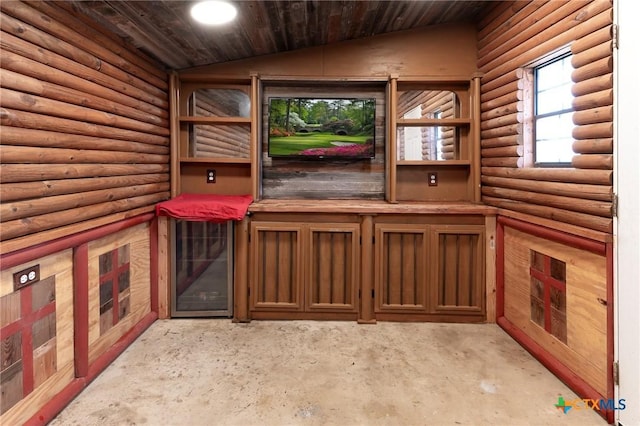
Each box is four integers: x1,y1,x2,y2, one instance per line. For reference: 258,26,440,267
477,0,614,233
0,1,170,251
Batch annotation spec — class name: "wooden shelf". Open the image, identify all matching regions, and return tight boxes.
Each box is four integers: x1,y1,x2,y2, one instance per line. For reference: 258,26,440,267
396,76,472,84
396,118,470,126
249,199,496,215
396,160,471,166
178,116,251,124
180,157,251,164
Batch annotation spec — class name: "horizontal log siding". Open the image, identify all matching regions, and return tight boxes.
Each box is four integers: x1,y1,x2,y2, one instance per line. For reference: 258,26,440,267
571,33,613,171
478,0,613,233
0,1,169,243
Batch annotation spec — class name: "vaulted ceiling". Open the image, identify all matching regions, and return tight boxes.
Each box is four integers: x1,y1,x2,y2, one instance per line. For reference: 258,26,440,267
65,1,492,70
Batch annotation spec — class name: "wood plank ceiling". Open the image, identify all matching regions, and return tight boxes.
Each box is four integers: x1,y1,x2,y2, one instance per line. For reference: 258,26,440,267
63,1,491,70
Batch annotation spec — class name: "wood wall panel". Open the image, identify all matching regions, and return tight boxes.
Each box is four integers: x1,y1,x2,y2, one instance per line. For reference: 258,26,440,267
86,223,151,365
396,165,472,202
181,23,477,79
0,1,169,249
502,225,607,396
0,251,74,425
179,163,252,195
477,0,614,233
180,24,478,201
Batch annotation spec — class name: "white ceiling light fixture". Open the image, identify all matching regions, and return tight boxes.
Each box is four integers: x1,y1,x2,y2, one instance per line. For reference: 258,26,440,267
190,1,237,25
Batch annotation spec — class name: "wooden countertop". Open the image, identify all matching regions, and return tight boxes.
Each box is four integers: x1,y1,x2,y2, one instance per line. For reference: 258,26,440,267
249,199,498,215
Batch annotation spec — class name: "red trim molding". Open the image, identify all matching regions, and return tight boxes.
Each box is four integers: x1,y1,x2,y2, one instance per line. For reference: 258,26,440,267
86,311,157,378
0,213,155,271
73,244,89,378
150,217,159,314
24,311,157,426
22,380,85,426
496,220,505,319
499,317,613,423
497,216,606,256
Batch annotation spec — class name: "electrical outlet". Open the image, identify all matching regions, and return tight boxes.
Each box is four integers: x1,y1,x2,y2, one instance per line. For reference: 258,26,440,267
13,264,40,291
206,169,216,183
428,172,438,186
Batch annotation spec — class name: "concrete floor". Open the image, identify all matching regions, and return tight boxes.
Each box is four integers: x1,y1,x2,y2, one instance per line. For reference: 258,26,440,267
50,320,606,426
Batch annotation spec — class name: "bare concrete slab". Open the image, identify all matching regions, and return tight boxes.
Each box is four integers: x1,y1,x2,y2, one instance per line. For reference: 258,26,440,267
50,320,606,426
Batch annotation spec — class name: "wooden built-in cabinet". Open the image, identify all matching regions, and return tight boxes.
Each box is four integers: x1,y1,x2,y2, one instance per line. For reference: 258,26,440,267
241,202,495,323
169,72,490,323
306,224,360,313
373,219,485,321
249,218,360,320
375,224,429,313
430,225,484,315
250,222,304,312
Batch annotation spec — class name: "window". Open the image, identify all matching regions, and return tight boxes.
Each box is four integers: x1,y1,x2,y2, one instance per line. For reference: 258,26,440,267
533,53,574,165
401,105,422,160
432,110,444,160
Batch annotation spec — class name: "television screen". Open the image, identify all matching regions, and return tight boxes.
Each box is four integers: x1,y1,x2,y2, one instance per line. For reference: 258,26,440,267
268,97,376,159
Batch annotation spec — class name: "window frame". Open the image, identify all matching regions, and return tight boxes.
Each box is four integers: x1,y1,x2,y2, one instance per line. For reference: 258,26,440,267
531,51,574,168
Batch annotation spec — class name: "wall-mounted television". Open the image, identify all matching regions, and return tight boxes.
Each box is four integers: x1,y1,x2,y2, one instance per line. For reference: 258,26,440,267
268,97,376,159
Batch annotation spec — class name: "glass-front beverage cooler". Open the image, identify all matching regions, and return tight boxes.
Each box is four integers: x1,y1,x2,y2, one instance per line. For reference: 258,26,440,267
171,220,233,317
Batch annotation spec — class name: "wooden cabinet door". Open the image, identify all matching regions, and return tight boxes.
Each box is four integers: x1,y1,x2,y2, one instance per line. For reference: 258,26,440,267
374,224,429,313
306,224,360,313
430,225,484,315
250,222,304,311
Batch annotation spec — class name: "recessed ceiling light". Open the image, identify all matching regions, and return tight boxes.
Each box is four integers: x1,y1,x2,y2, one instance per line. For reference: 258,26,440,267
190,1,237,25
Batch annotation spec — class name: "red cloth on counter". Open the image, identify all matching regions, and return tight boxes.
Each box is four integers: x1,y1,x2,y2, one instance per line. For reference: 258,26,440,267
155,193,253,222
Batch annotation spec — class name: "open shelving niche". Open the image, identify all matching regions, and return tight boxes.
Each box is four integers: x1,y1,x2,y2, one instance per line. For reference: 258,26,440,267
172,74,260,199
387,75,482,203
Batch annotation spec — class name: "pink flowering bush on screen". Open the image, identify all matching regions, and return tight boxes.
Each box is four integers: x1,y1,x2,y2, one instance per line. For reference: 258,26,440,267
300,141,373,157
